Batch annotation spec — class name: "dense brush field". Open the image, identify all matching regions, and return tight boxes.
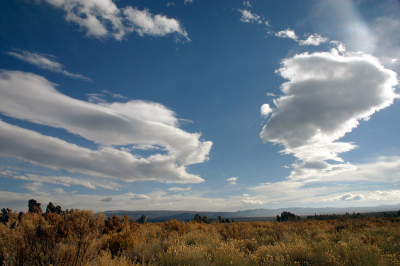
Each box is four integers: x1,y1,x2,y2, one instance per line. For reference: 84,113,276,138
1,208,400,266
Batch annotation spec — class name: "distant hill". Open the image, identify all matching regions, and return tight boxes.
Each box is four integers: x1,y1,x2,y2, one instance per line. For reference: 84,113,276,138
102,204,400,222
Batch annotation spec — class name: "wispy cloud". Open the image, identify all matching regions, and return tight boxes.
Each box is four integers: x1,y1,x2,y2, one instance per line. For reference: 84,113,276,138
167,187,191,192
227,177,239,185
325,193,364,202
243,1,252,8
10,173,97,189
238,9,262,24
130,193,151,200
102,90,127,99
274,29,329,46
86,93,107,103
299,33,329,46
6,49,92,81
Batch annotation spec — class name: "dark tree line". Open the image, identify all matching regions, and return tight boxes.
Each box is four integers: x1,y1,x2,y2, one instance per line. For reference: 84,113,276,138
193,214,235,223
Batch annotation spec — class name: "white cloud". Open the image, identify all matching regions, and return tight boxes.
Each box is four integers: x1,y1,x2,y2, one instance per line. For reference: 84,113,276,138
86,93,106,103
167,2,175,7
334,156,400,183
266,93,276,97
44,0,123,39
325,193,364,201
9,173,97,189
260,104,273,118
243,1,252,8
299,34,329,46
129,193,151,200
227,177,238,185
249,155,400,206
167,187,191,192
275,29,298,40
130,144,162,151
6,50,92,81
43,0,189,41
97,182,121,190
87,90,127,103
123,7,189,41
0,121,206,183
261,51,398,181
330,41,346,53
238,9,262,24
0,70,212,183
369,190,400,200
262,51,398,149
242,199,264,205
184,0,193,4
101,90,127,99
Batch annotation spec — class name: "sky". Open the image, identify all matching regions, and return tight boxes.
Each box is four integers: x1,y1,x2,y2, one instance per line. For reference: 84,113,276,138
1,0,400,213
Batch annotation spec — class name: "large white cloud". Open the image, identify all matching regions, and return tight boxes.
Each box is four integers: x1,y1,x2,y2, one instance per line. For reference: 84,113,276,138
262,51,397,149
261,51,398,181
43,0,189,41
0,70,212,183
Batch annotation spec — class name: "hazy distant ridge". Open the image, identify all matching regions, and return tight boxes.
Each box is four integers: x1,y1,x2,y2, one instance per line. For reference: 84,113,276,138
102,204,400,222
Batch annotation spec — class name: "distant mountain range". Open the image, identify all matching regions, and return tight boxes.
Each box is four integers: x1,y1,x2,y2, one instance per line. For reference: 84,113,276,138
102,204,400,222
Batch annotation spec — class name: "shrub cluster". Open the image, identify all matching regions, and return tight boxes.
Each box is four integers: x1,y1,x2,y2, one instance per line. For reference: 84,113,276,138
1,200,400,265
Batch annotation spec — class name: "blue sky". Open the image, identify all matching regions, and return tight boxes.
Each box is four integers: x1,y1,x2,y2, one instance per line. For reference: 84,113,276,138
1,0,400,212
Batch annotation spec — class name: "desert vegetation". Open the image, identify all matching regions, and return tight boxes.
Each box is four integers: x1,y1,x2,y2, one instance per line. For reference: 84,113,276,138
1,200,400,265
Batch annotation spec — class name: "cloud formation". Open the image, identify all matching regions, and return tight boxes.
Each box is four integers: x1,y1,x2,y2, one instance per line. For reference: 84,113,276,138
167,187,191,192
11,174,97,189
261,51,398,180
325,193,364,201
227,177,238,185
238,9,262,24
260,104,273,118
123,7,189,41
299,34,329,46
0,70,212,183
275,29,298,40
6,50,92,81
274,29,328,47
43,0,189,41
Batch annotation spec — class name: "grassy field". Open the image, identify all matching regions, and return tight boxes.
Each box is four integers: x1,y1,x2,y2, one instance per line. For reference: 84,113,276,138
1,208,400,265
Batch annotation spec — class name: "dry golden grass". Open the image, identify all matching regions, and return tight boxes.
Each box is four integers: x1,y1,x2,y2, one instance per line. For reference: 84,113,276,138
1,210,400,265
